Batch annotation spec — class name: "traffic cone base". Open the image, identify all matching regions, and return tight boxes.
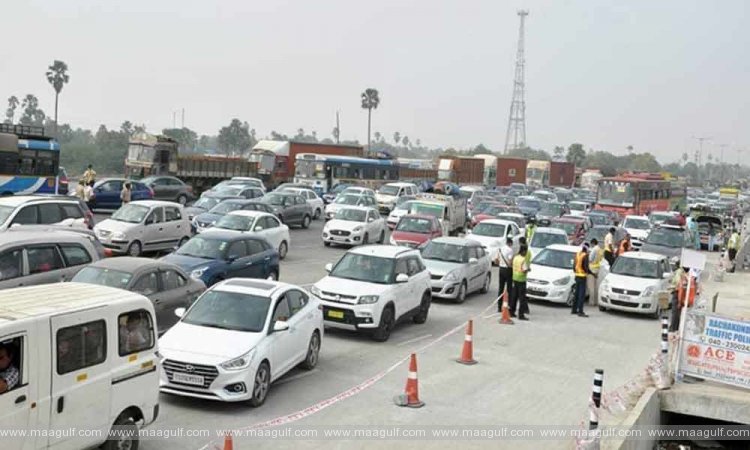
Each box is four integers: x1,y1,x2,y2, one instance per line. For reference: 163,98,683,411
221,433,233,450
457,320,478,365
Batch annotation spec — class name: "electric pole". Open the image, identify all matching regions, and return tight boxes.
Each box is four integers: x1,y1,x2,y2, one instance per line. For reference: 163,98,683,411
335,110,340,144
181,108,185,128
692,136,711,181
504,10,529,154
719,143,728,183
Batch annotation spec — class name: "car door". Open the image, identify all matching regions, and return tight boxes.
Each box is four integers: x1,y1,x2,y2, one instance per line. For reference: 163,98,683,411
142,206,166,251
465,246,483,291
286,289,315,362
0,248,25,289
156,269,195,333
94,180,123,209
164,206,186,247
294,195,308,220
0,328,37,450
257,216,281,250
405,256,428,309
58,243,94,280
392,257,413,318
267,293,298,378
24,245,67,285
150,177,171,200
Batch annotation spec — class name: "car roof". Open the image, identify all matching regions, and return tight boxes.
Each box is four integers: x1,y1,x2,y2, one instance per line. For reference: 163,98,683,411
213,279,294,298
0,229,94,245
0,195,80,207
194,230,259,241
553,217,583,224
497,212,524,218
130,200,183,208
335,205,372,212
657,224,684,231
401,214,435,220
383,182,416,187
624,215,649,220
281,187,315,192
266,191,299,197
478,219,516,227
431,236,480,246
227,210,275,218
617,251,666,261
87,256,175,272
544,244,581,253
348,244,418,258
533,227,567,235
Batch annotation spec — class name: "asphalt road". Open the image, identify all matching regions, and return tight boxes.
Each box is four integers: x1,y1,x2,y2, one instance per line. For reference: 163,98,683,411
94,212,664,450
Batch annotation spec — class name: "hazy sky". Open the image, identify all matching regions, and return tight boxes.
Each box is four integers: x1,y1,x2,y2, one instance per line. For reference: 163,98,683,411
2,0,748,163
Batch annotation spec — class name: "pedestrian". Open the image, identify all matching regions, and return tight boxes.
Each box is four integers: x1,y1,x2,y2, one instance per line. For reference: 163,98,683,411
519,236,533,266
510,244,530,321
493,237,514,312
618,233,632,256
669,264,687,332
727,228,740,272
572,243,595,317
603,227,616,266
120,182,132,205
525,218,536,242
74,179,85,201
84,180,95,210
83,164,97,185
687,217,700,250
588,238,603,306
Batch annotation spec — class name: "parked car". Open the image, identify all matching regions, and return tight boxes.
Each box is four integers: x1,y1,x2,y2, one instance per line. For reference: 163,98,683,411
193,198,277,233
420,237,491,303
583,211,612,226
203,177,266,196
159,279,322,405
376,182,419,214
324,194,377,220
390,214,442,248
516,196,543,219
160,231,280,286
386,196,417,229
535,201,569,222
622,215,652,249
209,210,291,259
183,193,239,221
140,175,194,205
531,190,557,202
589,209,620,225
311,245,432,341
640,224,692,261
0,195,94,231
526,244,609,305
323,206,386,247
94,201,192,256
341,187,376,198
261,192,313,228
470,203,510,227
279,187,325,220
568,201,591,217
212,185,265,200
648,211,679,227
598,251,673,318
550,217,587,245
72,257,206,334
90,178,153,210
322,183,353,204
528,226,569,256
496,213,527,234
466,219,522,262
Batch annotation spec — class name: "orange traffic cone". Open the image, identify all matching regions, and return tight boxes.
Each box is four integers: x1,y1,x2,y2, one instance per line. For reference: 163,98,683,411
394,353,425,408
222,433,234,450
499,290,514,325
457,320,478,365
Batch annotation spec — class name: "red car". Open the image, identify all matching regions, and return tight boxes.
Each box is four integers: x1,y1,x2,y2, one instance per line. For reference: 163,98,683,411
550,217,587,245
471,204,511,227
390,214,443,248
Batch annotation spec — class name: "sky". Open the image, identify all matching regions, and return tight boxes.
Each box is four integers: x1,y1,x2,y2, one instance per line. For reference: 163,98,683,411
2,0,748,164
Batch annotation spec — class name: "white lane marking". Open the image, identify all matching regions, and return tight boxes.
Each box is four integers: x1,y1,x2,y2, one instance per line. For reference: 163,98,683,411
396,334,433,347
275,369,319,386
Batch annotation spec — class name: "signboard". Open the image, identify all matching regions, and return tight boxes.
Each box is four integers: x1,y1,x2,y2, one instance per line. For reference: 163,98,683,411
680,249,706,271
679,311,750,390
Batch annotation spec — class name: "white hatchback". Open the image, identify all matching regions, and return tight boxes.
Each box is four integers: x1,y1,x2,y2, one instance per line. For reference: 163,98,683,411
598,251,672,318
527,244,609,305
159,279,323,405
323,206,386,247
207,210,291,259
466,219,521,262
622,215,652,249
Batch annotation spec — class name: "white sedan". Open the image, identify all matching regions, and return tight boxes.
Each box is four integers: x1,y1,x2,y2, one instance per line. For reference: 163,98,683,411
466,219,521,262
207,210,291,259
323,206,386,246
159,279,323,405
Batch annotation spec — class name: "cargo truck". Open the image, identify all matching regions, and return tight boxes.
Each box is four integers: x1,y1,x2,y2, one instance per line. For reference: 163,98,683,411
526,160,550,188
580,169,603,191
407,193,468,236
549,161,576,187
437,156,484,185
496,157,528,186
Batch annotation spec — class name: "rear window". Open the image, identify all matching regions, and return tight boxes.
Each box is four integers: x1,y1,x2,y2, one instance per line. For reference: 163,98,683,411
61,204,84,219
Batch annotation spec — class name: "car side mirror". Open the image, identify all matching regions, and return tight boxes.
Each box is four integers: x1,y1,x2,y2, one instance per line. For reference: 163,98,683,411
469,257,478,265
368,217,374,222
272,320,290,333
662,272,671,279
325,263,333,273
396,273,409,283
227,255,239,262
174,307,185,318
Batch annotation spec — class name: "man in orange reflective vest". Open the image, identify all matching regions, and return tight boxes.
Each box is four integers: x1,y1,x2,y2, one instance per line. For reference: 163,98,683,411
669,265,697,332
618,233,632,256
572,243,596,317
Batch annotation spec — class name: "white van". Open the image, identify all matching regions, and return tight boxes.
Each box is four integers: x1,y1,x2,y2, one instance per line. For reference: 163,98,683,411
376,182,418,214
0,283,159,450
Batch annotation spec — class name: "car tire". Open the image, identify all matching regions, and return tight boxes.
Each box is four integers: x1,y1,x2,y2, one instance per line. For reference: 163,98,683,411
599,305,607,312
249,361,271,407
651,305,662,320
480,273,491,294
412,291,431,324
301,215,311,229
177,194,188,206
300,331,321,370
362,233,369,245
103,416,139,450
127,241,142,257
566,288,576,307
455,281,467,304
371,305,395,342
378,230,385,244
278,214,284,224
278,241,288,259
313,208,321,220
177,236,189,248
323,241,331,247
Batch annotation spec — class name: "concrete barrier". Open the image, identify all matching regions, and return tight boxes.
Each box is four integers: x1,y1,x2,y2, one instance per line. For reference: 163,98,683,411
602,388,660,450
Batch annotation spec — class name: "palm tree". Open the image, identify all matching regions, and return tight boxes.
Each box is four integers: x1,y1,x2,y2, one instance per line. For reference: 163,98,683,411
374,131,381,143
393,131,401,144
360,88,380,154
681,152,689,165
5,96,19,124
45,60,70,134
626,145,634,155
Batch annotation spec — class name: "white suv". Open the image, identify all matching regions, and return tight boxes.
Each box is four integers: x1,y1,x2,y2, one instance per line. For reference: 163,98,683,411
312,245,432,341
376,182,418,214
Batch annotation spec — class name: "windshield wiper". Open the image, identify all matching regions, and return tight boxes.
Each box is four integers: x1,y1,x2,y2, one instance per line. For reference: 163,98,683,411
178,253,212,259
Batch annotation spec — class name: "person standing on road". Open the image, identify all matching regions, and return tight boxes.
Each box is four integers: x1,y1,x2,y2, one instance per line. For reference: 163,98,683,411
519,236,532,266
525,218,536,242
604,227,616,266
618,234,632,257
120,182,132,205
728,228,740,272
572,243,595,317
494,237,514,312
74,179,85,201
83,164,96,185
84,180,95,210
587,239,603,306
510,244,530,321
669,264,687,332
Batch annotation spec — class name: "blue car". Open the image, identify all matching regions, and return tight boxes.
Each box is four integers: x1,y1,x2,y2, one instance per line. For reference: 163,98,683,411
160,231,280,287
192,199,277,233
91,178,153,210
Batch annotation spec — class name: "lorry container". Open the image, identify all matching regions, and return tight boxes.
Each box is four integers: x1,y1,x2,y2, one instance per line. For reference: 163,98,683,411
472,154,498,187
549,161,576,187
526,160,551,188
496,157,528,186
437,156,484,185
407,193,468,236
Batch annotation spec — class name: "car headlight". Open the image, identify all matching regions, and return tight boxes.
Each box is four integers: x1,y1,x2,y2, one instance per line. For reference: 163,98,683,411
389,236,397,245
112,231,127,240
444,270,460,281
310,285,322,297
220,348,256,371
358,295,379,304
190,267,209,279
601,280,610,291
642,286,655,297
352,226,363,233
553,276,571,286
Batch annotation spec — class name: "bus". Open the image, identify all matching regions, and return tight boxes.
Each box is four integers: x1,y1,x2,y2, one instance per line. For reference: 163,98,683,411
595,175,672,218
294,153,399,194
0,124,64,195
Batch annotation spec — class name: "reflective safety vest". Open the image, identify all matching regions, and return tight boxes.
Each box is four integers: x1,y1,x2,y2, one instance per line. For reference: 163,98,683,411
590,248,603,271
526,225,536,241
677,273,697,307
574,252,587,278
728,233,740,250
512,254,527,282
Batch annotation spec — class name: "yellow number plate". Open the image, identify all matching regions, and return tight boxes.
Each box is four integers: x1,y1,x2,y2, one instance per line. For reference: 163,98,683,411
327,310,344,319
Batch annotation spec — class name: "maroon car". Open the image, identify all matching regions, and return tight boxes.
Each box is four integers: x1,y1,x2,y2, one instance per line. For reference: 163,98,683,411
390,214,443,248
550,217,587,245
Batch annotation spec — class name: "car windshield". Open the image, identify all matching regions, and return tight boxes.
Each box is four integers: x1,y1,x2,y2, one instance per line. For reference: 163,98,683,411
483,205,507,216
472,222,506,237
72,267,133,290
532,249,576,269
624,218,650,230
335,195,360,205
498,215,524,227
421,242,469,263
586,214,609,226
530,232,568,249
336,208,367,222
175,236,227,260
540,203,563,215
214,186,244,196
394,200,413,212
518,198,541,209
331,184,350,194
330,253,395,284
209,202,243,215
585,228,607,243
378,186,399,196
193,196,221,210
396,217,432,233
263,193,288,206
570,203,586,211
214,214,253,231
612,257,659,279
182,290,270,332
0,205,15,225
649,213,672,224
473,201,494,213
552,221,577,235
111,204,149,223
645,229,683,247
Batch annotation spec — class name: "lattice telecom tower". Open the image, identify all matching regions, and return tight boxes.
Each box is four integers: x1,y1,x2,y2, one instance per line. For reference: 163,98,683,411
504,10,529,154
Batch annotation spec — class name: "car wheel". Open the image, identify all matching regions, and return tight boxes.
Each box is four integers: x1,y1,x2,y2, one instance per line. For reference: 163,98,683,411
362,233,369,245
177,236,189,248
103,416,139,450
313,208,321,220
378,230,385,244
301,215,311,229
566,288,576,307
480,273,491,294
127,241,142,257
599,305,607,312
249,361,271,407
177,194,188,206
278,241,288,259
300,331,321,370
455,281,467,304
371,306,395,342
323,241,331,247
412,291,431,324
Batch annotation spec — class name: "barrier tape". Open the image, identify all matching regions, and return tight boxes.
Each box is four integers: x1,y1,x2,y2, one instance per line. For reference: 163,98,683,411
196,295,502,449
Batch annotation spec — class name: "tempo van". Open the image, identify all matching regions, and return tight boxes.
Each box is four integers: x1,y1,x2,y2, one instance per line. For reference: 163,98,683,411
0,282,160,450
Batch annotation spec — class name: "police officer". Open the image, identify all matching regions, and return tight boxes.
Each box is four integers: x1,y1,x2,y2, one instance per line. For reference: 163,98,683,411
603,227,616,266
588,238,603,306
572,243,595,317
510,244,530,321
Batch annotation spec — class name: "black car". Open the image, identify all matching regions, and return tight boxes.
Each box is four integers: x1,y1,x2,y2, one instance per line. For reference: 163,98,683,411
640,225,692,261
516,196,542,219
261,192,314,228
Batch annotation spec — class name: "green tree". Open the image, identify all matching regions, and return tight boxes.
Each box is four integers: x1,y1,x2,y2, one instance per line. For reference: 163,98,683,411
471,143,492,155
374,131,382,143
19,94,45,126
120,121,134,136
162,127,198,152
566,143,586,166
45,60,70,134
218,119,253,156
629,152,661,172
402,136,410,148
553,146,565,161
360,88,380,153
393,131,401,144
5,96,19,124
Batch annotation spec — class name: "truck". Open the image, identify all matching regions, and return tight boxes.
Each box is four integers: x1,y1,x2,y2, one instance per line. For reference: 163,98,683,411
549,161,576,187
250,140,363,188
437,156,484,185
526,160,550,189
407,193,468,236
580,169,603,191
125,132,258,193
472,154,498,187
496,157,528,186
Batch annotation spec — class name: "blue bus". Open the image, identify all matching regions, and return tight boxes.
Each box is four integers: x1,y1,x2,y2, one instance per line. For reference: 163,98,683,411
0,124,63,195
294,153,399,194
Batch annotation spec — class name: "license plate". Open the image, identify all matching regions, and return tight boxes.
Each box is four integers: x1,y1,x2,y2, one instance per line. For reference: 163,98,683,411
327,310,345,319
333,236,348,241
172,373,204,386
616,294,630,301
